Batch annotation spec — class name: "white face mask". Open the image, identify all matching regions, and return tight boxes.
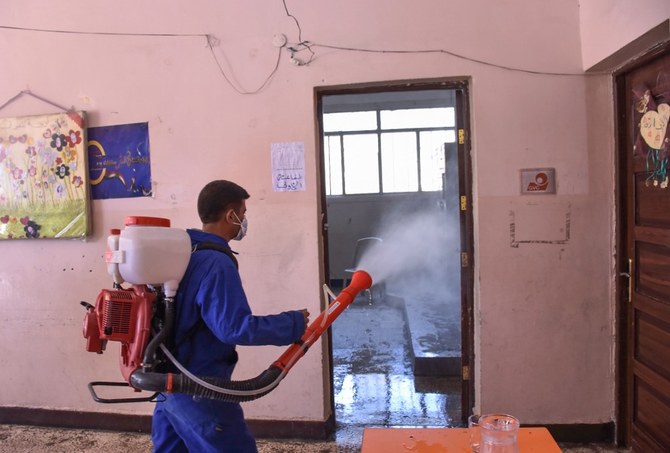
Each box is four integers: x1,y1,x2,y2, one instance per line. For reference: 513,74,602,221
232,212,248,241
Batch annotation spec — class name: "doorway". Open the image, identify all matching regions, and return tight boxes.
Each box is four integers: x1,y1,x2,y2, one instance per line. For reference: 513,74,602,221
315,79,474,432
616,47,670,451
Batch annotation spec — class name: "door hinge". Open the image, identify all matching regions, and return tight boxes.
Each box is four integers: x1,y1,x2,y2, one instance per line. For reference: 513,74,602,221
461,252,469,267
460,195,467,211
462,365,470,381
458,129,466,145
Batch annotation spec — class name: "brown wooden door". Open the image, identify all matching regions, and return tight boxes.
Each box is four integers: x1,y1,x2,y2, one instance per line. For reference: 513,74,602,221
619,49,670,452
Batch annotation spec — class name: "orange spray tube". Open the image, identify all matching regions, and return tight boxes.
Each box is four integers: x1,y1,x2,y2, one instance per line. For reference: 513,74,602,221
273,270,372,373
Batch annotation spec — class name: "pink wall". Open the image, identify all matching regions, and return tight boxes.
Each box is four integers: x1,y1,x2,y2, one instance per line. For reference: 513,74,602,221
0,0,633,426
580,0,670,70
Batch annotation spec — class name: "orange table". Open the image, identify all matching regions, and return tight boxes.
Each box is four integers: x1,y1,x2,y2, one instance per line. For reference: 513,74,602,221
361,427,561,452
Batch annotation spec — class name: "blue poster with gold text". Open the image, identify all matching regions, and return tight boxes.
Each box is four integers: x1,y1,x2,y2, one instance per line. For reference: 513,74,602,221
87,122,151,199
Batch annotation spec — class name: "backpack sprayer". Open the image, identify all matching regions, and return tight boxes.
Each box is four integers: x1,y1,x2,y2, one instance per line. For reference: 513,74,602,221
81,216,372,404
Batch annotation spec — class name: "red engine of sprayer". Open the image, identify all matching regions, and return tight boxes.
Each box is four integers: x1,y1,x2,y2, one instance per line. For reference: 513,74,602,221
82,217,191,389
82,285,155,383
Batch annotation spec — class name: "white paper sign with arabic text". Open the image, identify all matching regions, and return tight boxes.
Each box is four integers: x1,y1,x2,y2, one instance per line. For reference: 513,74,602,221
271,142,306,192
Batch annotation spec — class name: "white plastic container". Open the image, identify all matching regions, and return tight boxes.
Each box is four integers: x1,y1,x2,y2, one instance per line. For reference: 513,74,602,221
116,216,191,297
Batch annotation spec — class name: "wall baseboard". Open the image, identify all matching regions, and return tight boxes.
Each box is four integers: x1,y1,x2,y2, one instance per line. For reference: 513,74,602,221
537,422,615,444
0,407,153,433
0,407,613,443
0,406,334,440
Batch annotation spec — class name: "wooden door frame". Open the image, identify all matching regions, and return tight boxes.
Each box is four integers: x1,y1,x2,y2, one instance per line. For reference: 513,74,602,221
614,63,633,449
314,77,475,427
614,40,670,446
455,85,475,422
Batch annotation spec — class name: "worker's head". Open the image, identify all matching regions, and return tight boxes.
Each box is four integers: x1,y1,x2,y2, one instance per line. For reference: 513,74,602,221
198,180,250,241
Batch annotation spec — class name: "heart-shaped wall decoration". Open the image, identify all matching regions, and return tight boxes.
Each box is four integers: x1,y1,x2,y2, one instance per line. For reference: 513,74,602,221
640,103,670,150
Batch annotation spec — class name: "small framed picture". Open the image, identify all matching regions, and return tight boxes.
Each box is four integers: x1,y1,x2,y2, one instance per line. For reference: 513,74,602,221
520,168,556,195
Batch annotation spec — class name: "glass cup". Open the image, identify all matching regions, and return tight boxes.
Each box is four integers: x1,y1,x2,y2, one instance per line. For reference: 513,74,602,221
479,413,520,453
468,414,481,452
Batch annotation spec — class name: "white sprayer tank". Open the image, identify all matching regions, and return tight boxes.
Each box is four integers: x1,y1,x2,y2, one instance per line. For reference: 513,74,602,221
112,216,191,297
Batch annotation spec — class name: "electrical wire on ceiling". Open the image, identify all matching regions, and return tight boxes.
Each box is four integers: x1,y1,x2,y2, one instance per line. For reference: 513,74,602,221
306,42,609,76
0,23,281,95
0,0,609,99
0,24,205,38
279,0,606,76
206,34,282,95
282,0,315,67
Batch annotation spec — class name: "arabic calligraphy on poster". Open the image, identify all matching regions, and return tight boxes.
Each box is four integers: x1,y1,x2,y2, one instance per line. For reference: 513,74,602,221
87,122,151,200
271,142,306,192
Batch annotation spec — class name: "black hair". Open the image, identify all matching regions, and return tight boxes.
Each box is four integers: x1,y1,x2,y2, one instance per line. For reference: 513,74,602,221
197,180,250,224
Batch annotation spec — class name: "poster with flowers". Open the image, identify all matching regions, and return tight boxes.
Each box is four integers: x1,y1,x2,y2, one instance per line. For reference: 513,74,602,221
0,111,89,239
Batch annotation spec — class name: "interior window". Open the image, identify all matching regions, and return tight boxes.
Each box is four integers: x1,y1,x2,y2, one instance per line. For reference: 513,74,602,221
343,134,379,194
381,132,418,193
323,105,456,195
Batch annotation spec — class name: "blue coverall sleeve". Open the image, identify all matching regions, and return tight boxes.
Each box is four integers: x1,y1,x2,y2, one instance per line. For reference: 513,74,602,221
194,255,305,346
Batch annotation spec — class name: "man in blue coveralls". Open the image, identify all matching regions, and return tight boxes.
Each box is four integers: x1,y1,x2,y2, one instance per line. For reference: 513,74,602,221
151,180,310,452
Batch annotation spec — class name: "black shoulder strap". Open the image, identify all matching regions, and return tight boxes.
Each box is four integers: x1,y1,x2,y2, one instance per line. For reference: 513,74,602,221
174,241,239,349
192,241,239,269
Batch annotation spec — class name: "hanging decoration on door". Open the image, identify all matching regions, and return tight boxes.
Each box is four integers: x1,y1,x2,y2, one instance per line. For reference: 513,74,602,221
633,73,670,188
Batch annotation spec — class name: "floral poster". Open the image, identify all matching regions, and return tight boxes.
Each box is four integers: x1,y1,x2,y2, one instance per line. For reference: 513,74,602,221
87,122,151,200
0,111,89,239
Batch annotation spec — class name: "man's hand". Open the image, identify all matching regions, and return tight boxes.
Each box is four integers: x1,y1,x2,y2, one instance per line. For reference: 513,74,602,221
301,309,310,326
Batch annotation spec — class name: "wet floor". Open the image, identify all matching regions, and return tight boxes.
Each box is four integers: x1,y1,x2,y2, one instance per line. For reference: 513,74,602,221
331,292,461,428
